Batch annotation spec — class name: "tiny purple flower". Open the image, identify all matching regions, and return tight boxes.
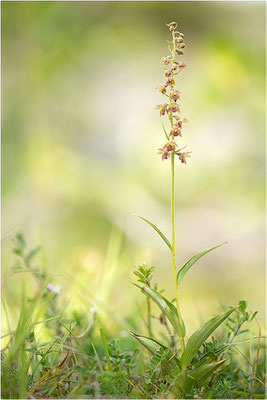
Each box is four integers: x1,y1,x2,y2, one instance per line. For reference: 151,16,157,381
178,62,187,69
170,90,181,102
47,283,60,294
170,126,181,137
164,140,176,152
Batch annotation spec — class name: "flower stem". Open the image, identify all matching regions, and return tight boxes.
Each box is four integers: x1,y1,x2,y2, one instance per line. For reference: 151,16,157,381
147,297,153,338
171,151,185,357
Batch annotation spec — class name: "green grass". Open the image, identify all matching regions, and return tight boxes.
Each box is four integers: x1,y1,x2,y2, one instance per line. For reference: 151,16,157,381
1,232,266,399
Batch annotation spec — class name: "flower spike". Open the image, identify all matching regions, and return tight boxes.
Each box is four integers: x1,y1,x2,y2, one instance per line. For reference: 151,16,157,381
155,22,191,164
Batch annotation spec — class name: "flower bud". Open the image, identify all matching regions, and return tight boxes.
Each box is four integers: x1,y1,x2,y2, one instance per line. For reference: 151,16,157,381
166,22,177,31
176,49,184,55
179,43,186,49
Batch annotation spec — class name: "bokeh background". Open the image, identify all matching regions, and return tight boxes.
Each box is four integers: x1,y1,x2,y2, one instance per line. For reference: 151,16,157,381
2,1,265,339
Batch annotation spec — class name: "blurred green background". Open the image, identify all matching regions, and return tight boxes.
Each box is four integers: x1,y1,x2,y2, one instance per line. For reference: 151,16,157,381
2,1,265,338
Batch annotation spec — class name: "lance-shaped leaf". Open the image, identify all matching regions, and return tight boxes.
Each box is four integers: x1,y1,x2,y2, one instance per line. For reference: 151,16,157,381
135,284,185,338
181,307,236,368
174,360,226,396
134,214,172,251
129,331,180,368
177,242,227,284
129,331,165,353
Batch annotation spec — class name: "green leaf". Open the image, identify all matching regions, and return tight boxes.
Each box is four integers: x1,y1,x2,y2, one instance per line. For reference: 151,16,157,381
162,123,169,140
134,214,172,251
134,284,185,338
129,331,180,368
100,328,111,366
238,300,248,312
181,307,236,368
129,331,166,353
177,242,227,284
250,311,258,322
175,360,226,395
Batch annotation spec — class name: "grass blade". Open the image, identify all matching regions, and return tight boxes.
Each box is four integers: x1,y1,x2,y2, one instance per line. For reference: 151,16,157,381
100,327,111,366
177,242,227,284
134,214,172,251
181,307,236,368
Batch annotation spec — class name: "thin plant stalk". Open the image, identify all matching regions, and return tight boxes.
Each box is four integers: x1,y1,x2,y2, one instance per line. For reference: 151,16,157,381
147,297,153,338
169,27,186,356
171,152,185,355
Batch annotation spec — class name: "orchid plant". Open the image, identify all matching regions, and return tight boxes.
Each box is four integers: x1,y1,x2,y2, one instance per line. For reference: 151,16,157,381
130,22,255,397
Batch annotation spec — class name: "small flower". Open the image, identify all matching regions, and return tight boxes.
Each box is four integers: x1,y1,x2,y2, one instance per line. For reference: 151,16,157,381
178,62,187,69
170,126,182,137
177,151,191,164
171,63,178,71
155,103,168,116
158,148,170,160
174,117,188,128
156,85,167,95
179,43,186,49
177,37,184,43
167,103,180,113
165,69,172,77
170,89,181,102
164,140,177,152
176,49,184,55
47,283,61,294
160,56,171,65
166,77,175,86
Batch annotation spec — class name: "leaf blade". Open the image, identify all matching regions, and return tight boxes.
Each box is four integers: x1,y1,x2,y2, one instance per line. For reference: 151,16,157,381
181,307,236,368
129,331,180,368
134,214,172,251
135,284,185,338
177,242,227,284
174,360,226,396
